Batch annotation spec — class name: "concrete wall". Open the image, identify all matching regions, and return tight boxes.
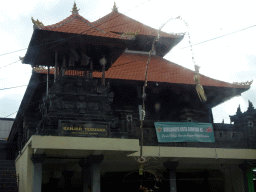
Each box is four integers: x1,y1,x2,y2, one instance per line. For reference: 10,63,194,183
15,143,34,192
14,135,252,192
30,135,140,152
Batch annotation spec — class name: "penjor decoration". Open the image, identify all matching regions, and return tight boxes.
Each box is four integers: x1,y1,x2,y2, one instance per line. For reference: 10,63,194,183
194,65,207,102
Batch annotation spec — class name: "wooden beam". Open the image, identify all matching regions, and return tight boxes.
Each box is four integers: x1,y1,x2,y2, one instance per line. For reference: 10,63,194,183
54,51,58,82
62,56,66,76
47,65,49,96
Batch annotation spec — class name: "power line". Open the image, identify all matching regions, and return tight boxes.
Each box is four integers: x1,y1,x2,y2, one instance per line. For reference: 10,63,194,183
0,71,32,81
4,111,17,118
179,24,256,49
0,85,28,91
0,48,28,57
0,0,153,59
0,60,20,69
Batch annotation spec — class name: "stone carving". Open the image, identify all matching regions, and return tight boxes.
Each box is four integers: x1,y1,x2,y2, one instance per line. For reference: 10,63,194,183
232,80,253,86
31,17,44,26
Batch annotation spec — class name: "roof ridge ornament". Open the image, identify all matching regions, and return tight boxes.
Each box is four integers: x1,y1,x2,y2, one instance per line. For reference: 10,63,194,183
247,100,254,113
112,2,118,12
232,80,253,86
236,104,242,115
71,2,80,14
31,17,44,27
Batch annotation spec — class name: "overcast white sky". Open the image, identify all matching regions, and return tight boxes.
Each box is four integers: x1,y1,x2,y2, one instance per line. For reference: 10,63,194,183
0,0,255,123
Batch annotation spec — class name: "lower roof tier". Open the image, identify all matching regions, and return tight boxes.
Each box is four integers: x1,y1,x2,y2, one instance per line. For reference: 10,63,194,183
35,52,249,87
34,52,250,108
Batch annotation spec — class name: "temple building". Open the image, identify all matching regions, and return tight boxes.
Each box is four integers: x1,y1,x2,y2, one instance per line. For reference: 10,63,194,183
1,3,255,192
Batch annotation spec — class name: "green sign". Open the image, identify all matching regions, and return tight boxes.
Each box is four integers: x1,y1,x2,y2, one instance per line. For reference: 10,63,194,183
154,122,215,142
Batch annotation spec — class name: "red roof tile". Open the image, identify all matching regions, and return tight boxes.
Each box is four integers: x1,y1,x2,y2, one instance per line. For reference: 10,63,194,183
39,13,128,39
93,11,183,39
35,53,248,89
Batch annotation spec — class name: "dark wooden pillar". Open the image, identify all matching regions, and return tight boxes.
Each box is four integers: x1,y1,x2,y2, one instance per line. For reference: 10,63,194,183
102,63,105,86
54,51,58,82
163,161,179,192
89,60,93,79
47,65,49,96
62,56,66,77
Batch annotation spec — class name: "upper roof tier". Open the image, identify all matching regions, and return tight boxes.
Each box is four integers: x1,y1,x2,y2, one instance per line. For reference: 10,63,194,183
92,5,184,56
93,10,182,38
23,4,134,69
37,12,129,40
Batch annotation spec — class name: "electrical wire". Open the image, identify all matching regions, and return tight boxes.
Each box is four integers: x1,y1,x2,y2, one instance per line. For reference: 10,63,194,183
4,111,18,118
0,48,28,57
0,85,28,91
0,71,32,81
0,16,255,59
0,0,154,59
0,60,20,69
179,24,256,49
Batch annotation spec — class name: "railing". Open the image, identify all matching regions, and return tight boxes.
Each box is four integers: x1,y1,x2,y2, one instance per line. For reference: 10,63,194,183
21,120,256,150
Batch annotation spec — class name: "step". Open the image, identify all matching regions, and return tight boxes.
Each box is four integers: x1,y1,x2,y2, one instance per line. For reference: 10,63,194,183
0,164,15,168
0,183,18,188
0,165,15,168
0,188,18,192
0,164,16,167
0,173,18,180
0,170,17,175
1,185,18,189
0,160,15,164
0,162,15,165
0,177,18,183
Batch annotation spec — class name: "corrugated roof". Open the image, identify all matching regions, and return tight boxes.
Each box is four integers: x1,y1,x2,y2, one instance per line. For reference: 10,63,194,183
93,10,183,38
38,13,129,39
34,53,248,88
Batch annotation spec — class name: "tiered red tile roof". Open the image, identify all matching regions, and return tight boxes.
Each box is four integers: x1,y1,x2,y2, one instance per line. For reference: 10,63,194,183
32,4,249,89
92,10,183,39
38,13,128,40
35,53,248,88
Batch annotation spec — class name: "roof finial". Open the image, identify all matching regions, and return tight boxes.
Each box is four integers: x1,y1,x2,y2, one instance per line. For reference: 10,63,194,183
71,2,79,14
112,2,118,12
31,17,44,28
247,100,254,113
236,104,242,115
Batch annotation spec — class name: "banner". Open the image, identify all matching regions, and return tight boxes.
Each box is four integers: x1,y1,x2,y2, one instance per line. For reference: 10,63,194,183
154,122,215,142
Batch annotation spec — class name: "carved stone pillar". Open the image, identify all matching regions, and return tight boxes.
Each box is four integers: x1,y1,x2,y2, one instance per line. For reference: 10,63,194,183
31,154,46,192
163,161,179,192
